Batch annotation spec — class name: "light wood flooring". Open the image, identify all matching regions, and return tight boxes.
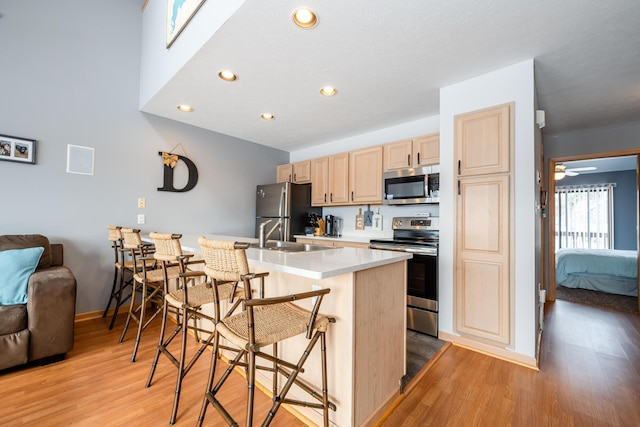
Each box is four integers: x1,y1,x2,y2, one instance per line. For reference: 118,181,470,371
1,299,639,426
383,299,640,427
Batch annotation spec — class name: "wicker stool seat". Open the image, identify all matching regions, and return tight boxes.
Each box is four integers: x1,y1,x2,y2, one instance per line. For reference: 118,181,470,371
218,303,330,350
196,237,336,427
145,232,243,425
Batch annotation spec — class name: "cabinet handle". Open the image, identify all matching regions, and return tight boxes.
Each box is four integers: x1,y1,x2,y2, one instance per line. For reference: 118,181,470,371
293,173,297,182
324,193,327,203
458,160,461,175
351,191,354,201
457,180,461,195
330,193,333,202
417,153,420,165
289,174,292,182
407,154,411,166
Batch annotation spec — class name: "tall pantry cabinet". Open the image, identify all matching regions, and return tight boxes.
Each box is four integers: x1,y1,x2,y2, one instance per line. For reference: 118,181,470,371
454,103,513,346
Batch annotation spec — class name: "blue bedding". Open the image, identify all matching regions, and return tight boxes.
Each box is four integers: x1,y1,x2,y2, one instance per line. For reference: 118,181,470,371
556,248,638,297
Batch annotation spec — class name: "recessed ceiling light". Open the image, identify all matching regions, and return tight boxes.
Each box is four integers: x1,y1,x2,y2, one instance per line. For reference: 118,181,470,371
292,8,317,28
218,70,237,81
177,105,193,112
320,86,337,96
261,113,275,121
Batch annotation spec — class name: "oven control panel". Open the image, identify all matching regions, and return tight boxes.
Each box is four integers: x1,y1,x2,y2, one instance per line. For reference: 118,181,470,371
392,216,439,230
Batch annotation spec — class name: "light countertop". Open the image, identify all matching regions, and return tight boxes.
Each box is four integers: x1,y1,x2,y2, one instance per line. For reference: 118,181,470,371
167,234,411,280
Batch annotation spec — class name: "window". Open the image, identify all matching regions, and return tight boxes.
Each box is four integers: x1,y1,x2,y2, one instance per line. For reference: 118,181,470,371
555,184,615,250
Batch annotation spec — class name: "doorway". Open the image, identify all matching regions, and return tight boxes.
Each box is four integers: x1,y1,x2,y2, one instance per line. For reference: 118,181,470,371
547,150,640,313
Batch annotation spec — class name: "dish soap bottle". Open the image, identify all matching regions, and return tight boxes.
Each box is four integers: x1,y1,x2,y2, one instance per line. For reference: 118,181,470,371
372,208,383,231
355,208,365,230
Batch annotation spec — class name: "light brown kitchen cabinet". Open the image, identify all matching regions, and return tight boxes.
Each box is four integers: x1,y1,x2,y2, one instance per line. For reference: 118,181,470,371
454,103,513,347
311,154,349,206
310,157,329,205
276,161,311,183
413,133,440,166
296,237,371,249
384,133,440,171
349,146,383,204
455,104,510,177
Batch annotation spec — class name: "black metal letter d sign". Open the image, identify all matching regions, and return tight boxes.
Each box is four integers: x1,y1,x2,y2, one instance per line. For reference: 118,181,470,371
157,151,199,192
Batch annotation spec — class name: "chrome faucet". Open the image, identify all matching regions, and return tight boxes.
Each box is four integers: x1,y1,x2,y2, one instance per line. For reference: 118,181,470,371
258,219,282,248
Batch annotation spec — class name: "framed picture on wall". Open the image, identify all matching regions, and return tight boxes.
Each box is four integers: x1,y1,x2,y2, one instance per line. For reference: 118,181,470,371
0,134,36,165
166,0,207,48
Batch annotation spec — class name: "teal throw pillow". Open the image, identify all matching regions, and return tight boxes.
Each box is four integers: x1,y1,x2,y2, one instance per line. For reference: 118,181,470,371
0,247,45,305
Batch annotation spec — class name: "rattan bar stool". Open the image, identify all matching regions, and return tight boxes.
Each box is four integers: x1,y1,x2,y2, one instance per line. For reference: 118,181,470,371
102,225,133,330
196,237,336,427
118,228,175,362
144,232,244,425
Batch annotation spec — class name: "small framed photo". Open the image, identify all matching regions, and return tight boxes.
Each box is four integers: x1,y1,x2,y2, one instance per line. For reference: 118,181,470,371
0,134,36,165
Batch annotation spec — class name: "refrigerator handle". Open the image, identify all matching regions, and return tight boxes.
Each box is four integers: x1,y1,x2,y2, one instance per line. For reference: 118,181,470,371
279,185,285,218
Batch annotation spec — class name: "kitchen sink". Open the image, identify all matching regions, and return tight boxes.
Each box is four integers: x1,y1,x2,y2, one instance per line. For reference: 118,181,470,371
250,241,336,252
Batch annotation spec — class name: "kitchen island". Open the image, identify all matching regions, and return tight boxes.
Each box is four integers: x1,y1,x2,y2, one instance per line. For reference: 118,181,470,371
176,235,411,427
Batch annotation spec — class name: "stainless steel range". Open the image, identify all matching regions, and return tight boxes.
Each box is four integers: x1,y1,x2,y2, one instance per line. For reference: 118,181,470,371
370,216,439,337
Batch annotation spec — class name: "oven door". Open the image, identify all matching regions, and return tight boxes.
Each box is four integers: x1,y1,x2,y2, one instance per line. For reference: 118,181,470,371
406,252,437,312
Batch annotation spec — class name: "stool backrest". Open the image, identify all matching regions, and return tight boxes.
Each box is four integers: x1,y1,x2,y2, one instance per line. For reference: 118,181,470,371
198,237,250,282
149,232,183,262
121,228,143,250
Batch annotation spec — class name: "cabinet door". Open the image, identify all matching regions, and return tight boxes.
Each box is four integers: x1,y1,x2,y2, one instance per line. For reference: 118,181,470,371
349,146,383,204
311,157,329,206
293,160,311,183
329,152,350,204
277,164,293,183
383,139,412,171
455,103,511,176
455,174,511,344
413,133,439,166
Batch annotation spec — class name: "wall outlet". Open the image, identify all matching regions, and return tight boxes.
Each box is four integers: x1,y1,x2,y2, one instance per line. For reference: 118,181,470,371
137,214,145,224
137,197,146,208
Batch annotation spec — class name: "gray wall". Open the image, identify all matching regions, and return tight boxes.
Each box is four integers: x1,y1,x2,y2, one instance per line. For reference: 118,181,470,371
0,0,288,314
558,170,637,250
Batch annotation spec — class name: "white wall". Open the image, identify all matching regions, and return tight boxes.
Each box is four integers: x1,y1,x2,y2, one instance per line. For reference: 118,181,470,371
0,0,287,314
439,60,537,358
139,0,244,108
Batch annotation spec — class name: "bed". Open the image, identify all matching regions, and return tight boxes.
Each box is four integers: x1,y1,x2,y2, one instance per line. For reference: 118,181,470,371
556,248,638,297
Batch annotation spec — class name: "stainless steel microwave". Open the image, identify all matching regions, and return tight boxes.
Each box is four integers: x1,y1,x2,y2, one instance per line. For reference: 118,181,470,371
382,165,440,205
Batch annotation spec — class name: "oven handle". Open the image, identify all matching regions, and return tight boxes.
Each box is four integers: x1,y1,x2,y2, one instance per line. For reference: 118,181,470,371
405,248,437,256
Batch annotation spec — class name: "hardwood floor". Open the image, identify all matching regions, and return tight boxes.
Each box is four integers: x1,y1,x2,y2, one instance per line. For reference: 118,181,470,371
382,299,640,427
0,315,305,426
2,300,639,426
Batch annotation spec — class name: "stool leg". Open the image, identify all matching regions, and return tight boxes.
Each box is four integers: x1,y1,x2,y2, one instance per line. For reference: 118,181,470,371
197,330,220,427
119,278,139,344
169,307,189,425
102,264,119,319
321,332,329,427
146,299,169,388
245,350,256,427
131,281,147,363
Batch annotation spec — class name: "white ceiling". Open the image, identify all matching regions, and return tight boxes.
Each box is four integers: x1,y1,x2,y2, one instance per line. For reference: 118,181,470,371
141,0,640,153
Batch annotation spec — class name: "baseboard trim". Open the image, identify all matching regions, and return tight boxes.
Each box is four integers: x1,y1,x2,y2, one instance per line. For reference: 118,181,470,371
438,331,539,370
75,309,107,323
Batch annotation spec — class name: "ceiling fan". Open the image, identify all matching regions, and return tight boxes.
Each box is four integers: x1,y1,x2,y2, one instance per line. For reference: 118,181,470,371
554,164,597,180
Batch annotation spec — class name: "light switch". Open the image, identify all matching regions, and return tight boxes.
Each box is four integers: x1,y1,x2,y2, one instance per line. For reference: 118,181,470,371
137,198,146,208
137,214,145,224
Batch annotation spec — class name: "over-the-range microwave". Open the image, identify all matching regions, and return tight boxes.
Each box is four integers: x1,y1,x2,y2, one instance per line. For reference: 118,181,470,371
382,165,440,205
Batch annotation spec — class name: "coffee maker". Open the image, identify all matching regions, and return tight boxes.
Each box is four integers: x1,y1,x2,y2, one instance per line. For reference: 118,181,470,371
324,215,342,237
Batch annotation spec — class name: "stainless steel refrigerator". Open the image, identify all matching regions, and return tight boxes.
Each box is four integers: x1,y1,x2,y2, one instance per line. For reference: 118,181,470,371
255,182,321,241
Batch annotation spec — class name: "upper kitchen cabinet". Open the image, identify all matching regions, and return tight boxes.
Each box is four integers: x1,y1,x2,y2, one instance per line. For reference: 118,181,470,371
384,133,440,171
311,153,349,206
276,161,312,183
349,146,383,204
454,105,510,176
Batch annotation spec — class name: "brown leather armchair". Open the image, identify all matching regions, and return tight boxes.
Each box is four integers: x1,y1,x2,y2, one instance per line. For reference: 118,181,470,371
0,234,77,371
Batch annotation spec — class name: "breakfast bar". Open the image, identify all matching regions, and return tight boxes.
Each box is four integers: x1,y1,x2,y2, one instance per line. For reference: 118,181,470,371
178,235,412,427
